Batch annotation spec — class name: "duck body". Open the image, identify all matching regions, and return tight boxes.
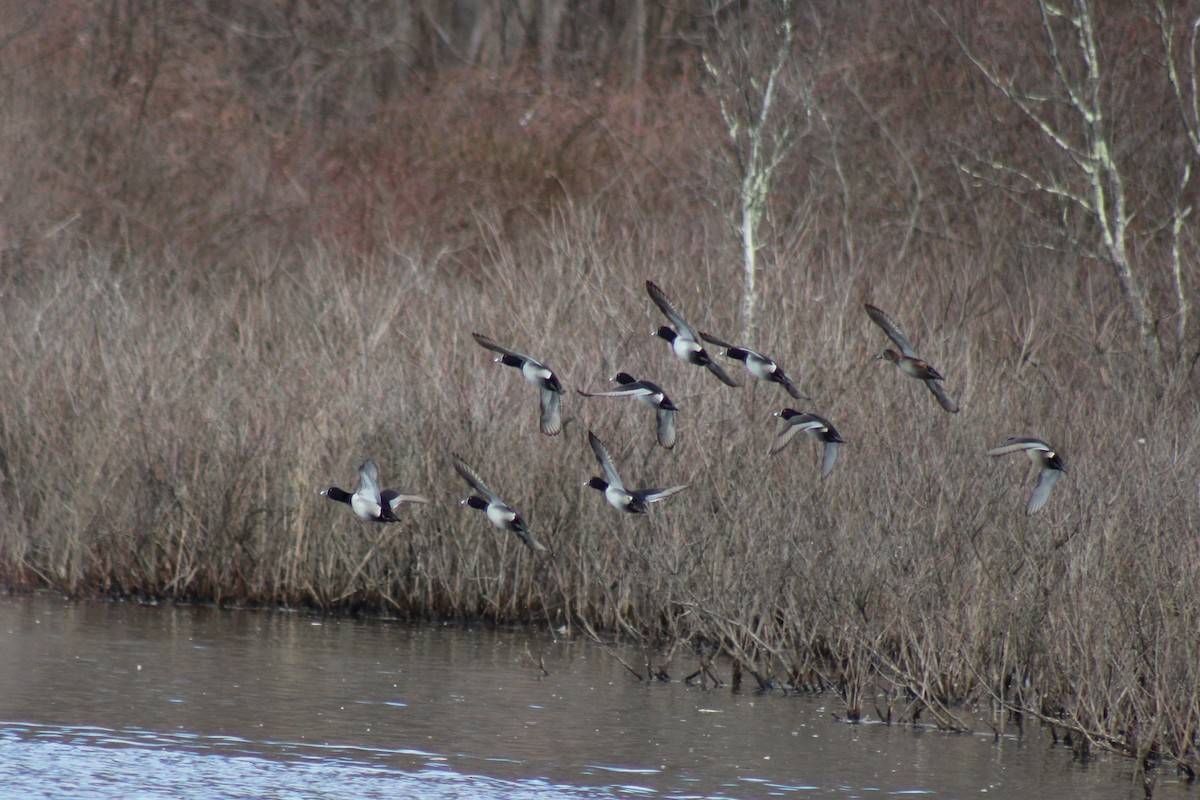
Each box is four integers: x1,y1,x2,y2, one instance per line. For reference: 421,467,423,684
769,409,844,478
321,485,390,522
585,430,687,514
452,453,548,552
321,459,430,523
472,332,564,435
878,348,945,382
987,437,1066,515
702,332,803,399
654,326,710,367
864,304,958,413
463,494,529,533
608,373,673,409
577,372,677,449
646,281,739,387
585,476,689,515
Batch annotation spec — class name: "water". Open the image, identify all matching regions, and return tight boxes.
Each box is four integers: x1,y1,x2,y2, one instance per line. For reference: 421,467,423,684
0,595,1188,799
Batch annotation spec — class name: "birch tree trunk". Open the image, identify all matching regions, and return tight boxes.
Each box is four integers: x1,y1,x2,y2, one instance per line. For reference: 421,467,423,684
953,0,1168,378
703,1,805,340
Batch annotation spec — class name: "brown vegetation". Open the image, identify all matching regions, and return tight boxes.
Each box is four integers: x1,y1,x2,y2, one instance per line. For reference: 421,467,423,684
1,0,1198,790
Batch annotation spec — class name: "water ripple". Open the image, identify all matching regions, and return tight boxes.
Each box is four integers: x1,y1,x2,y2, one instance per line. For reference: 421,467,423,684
0,722,631,800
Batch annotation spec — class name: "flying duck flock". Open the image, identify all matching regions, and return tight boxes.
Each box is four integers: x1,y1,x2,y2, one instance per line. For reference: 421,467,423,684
322,280,1067,549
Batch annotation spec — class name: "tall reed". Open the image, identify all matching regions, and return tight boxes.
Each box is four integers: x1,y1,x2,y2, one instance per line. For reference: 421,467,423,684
1,206,1197,778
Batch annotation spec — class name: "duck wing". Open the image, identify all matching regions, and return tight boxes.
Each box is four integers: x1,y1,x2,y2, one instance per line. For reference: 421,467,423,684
471,332,528,363
864,304,918,358
768,417,805,455
1026,467,1063,515
655,406,677,450
381,489,432,509
577,381,658,399
587,431,626,490
646,281,700,342
699,331,736,352
451,455,501,504
769,412,825,455
539,385,563,436
925,379,960,413
704,358,741,388
356,459,383,505
820,441,841,479
986,437,1052,458
513,523,549,553
775,369,803,400
632,484,688,505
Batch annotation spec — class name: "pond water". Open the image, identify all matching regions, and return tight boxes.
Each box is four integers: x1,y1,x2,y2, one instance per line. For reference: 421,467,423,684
0,595,1189,799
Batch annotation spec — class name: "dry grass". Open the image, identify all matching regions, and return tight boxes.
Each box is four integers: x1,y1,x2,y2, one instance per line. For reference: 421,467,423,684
2,212,1197,779
1,0,1199,787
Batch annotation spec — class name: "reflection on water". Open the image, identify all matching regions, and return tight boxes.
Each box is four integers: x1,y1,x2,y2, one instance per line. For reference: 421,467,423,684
0,595,1186,799
0,723,619,800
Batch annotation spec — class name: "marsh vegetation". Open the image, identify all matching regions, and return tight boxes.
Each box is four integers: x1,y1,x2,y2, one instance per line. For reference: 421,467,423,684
1,1,1197,789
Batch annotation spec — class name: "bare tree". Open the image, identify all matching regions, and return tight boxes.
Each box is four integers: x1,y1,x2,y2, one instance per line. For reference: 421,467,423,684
1153,0,1200,362
947,0,1200,380
702,0,815,338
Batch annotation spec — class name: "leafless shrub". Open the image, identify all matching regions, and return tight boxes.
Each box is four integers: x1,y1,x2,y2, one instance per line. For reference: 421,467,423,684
11,208,1195,774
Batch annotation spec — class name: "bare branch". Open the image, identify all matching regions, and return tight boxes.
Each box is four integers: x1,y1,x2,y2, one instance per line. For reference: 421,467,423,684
956,150,1092,211
942,0,1165,376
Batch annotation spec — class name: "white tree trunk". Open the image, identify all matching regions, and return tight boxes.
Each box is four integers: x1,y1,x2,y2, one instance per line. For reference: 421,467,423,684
705,2,797,340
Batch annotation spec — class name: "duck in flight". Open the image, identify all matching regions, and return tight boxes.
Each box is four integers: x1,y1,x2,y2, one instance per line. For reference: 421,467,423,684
585,430,687,515
577,372,677,449
768,410,844,479
472,333,564,436
321,459,430,522
701,332,805,399
864,304,959,413
645,280,739,388
452,454,548,552
986,437,1066,515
